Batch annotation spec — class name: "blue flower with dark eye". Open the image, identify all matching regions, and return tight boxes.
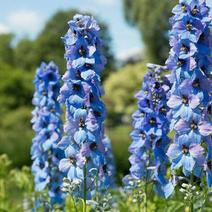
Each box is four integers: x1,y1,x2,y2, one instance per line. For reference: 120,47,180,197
167,134,204,175
31,62,65,207
166,0,212,187
58,14,114,199
124,64,173,198
167,86,200,121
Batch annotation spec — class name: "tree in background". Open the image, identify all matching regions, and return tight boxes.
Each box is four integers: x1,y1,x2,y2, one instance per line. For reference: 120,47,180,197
0,63,34,167
0,34,14,65
123,0,177,64
14,10,115,80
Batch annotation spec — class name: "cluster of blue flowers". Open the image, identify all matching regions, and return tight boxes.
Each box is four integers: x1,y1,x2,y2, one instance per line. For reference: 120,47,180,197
31,62,64,206
166,0,212,186
124,64,174,198
58,14,113,199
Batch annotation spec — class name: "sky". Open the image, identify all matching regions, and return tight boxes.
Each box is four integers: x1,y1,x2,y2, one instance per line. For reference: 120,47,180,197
0,0,212,60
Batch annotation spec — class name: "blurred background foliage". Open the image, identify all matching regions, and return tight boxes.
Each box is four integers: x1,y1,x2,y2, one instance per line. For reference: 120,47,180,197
0,0,175,181
123,0,177,64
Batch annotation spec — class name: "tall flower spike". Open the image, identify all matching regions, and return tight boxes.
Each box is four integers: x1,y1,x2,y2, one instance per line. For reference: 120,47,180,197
58,14,112,200
166,0,212,187
123,64,174,198
31,62,65,207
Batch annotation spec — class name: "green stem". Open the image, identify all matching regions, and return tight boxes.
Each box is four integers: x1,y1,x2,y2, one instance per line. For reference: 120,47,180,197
71,196,78,212
144,178,148,212
83,164,87,212
137,201,141,212
190,174,193,212
95,172,99,202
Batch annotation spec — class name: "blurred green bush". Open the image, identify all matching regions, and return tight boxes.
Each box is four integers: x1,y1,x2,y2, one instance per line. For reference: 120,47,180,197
104,62,146,126
104,62,147,182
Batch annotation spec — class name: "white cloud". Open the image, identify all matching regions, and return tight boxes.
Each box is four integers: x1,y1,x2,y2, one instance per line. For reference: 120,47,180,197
6,10,42,36
92,0,115,6
0,23,10,34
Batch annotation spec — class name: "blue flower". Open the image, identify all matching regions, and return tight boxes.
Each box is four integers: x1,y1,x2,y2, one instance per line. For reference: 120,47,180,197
166,0,212,187
58,14,114,199
31,62,65,206
167,87,200,121
167,135,204,175
124,64,173,198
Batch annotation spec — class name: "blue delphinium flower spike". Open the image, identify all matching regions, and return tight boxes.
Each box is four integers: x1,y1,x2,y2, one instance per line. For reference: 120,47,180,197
166,0,212,187
58,14,113,199
124,64,174,198
31,62,65,207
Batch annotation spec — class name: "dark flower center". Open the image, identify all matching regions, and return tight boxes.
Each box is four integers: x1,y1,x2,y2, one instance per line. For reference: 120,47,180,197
140,112,145,117
50,108,55,113
154,82,160,89
182,145,189,154
42,91,47,96
48,73,55,81
191,6,199,16
79,119,86,128
90,93,94,101
94,110,101,117
90,142,97,151
180,45,189,52
39,162,45,169
181,3,187,12
156,139,162,147
103,164,107,173
186,22,192,31
76,70,81,79
85,63,93,69
139,131,146,139
55,187,60,193
149,118,156,125
190,121,198,130
182,95,188,105
192,78,200,88
160,106,167,114
72,83,81,91
146,99,150,107
207,105,211,115
207,161,212,170
79,46,86,56
177,59,185,66
69,157,76,165
76,19,84,28
150,133,156,140
200,33,205,41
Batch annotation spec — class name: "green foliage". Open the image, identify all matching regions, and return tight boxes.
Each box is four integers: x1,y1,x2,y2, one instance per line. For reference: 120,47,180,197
104,62,146,126
0,64,33,167
123,0,177,64
0,107,33,167
0,154,34,211
0,63,33,113
106,125,131,183
0,34,14,65
0,154,212,212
